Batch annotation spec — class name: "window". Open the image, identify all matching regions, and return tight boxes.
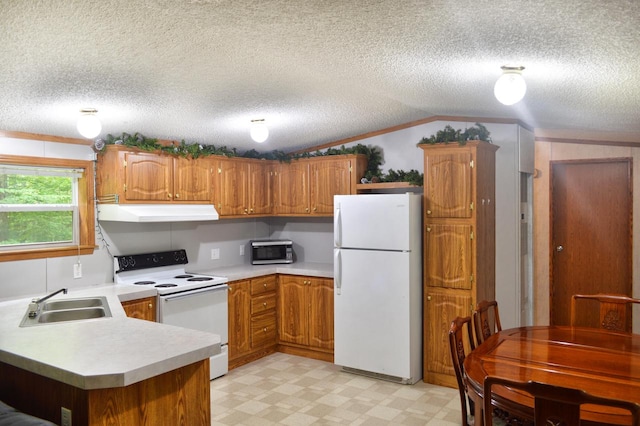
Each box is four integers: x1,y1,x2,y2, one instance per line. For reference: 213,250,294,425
0,155,95,261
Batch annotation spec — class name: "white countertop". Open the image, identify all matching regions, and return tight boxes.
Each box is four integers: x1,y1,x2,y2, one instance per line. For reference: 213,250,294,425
192,261,333,281
0,262,331,391
0,285,220,390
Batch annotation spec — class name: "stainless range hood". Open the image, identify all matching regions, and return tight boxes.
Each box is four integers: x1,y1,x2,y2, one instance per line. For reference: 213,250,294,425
97,204,219,222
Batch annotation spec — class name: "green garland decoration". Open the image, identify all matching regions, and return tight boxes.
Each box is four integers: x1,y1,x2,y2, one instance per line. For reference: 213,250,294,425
98,133,422,186
417,122,492,145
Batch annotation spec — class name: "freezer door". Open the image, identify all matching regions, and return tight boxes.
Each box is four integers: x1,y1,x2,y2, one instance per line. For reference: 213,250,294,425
334,194,418,251
334,248,414,379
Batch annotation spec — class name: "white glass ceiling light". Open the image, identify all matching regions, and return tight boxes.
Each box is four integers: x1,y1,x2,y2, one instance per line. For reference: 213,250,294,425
250,119,269,143
494,66,526,105
77,108,102,139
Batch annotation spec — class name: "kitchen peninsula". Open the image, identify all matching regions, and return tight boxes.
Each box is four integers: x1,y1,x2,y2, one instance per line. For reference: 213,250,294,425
0,285,219,426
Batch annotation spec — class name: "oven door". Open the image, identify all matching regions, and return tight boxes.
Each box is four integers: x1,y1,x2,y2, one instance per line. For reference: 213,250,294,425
158,284,228,379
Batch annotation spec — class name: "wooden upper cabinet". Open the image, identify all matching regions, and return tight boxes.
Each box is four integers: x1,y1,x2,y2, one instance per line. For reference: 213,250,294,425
248,161,272,215
96,146,213,203
274,155,367,216
213,158,272,217
173,156,213,202
274,161,310,215
423,151,473,218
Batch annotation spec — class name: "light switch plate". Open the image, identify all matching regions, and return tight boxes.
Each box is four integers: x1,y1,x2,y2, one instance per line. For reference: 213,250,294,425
211,248,220,260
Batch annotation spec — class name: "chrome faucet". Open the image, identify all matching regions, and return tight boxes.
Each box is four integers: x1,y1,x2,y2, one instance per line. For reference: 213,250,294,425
28,288,68,318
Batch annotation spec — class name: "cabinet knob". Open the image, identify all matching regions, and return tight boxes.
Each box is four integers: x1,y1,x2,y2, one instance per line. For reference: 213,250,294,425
250,208,254,213
148,303,153,309
175,193,180,199
263,327,268,332
427,295,432,301
313,207,317,212
263,283,267,288
263,302,267,307
305,207,309,212
167,193,173,198
244,208,248,214
426,210,432,215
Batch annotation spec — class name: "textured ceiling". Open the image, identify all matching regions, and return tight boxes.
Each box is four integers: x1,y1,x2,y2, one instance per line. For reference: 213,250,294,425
1,0,639,152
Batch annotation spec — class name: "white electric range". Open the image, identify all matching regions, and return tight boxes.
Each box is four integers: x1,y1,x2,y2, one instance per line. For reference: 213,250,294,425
114,249,229,380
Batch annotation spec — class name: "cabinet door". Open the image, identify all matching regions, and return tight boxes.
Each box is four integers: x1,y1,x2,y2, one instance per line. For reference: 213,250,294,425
425,224,473,290
277,275,309,345
248,162,272,215
121,297,156,322
215,159,248,216
423,290,473,381
228,280,251,360
174,157,212,202
308,278,334,350
424,151,472,218
310,158,351,214
124,153,173,201
275,162,309,215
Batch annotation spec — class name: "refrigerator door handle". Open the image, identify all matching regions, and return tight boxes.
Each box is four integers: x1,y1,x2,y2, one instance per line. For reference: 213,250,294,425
334,249,341,295
334,203,341,247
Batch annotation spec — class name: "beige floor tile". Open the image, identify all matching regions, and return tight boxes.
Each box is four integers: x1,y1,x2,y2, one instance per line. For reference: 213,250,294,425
210,353,461,425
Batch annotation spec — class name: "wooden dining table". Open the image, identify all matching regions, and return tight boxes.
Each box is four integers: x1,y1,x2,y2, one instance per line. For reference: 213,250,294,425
464,325,640,425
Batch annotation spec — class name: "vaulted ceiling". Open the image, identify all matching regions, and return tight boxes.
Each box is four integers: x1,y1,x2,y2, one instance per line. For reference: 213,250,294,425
1,1,639,152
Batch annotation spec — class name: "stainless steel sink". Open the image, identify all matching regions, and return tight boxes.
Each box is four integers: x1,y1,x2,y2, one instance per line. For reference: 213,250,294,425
38,307,107,323
20,296,112,327
43,297,106,311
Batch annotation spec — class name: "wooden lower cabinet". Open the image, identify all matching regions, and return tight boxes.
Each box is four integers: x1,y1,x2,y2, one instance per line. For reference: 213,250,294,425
121,296,156,322
228,275,277,369
277,275,334,362
0,359,210,426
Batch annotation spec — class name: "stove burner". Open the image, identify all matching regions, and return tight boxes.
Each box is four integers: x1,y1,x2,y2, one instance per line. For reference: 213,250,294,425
174,274,194,279
155,283,178,288
187,277,213,282
134,281,156,285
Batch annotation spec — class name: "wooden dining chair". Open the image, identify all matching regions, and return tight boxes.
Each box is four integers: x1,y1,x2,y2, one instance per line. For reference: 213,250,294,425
483,376,640,426
448,316,477,426
473,300,502,345
570,293,640,333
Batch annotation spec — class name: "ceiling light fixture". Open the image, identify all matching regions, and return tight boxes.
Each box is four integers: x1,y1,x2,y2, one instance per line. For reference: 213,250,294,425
77,108,102,139
494,66,526,105
249,119,269,143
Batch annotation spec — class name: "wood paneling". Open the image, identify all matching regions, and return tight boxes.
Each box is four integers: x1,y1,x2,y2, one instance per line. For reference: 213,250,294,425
0,360,210,425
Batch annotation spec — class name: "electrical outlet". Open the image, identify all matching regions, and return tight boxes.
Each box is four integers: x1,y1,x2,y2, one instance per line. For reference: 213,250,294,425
61,407,72,426
73,263,82,279
211,248,220,260
239,245,245,256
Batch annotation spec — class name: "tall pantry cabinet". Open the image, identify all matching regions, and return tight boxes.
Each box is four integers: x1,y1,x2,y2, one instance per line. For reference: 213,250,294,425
420,141,498,388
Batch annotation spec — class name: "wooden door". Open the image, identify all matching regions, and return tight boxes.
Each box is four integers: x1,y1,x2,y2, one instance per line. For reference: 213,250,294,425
228,280,251,360
124,152,173,201
310,158,350,214
308,278,334,350
277,275,309,345
215,159,248,216
248,162,272,215
424,151,472,218
173,157,212,202
274,162,309,215
550,159,632,327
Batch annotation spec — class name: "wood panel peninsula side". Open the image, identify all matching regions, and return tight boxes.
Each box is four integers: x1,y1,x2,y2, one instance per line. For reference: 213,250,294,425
420,141,498,388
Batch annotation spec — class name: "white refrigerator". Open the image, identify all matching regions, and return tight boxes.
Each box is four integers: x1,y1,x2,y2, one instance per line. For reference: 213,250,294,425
333,193,422,384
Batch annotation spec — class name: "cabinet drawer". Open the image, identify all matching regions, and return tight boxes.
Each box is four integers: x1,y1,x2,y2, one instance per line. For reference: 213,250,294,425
250,276,276,296
251,293,276,315
251,313,276,348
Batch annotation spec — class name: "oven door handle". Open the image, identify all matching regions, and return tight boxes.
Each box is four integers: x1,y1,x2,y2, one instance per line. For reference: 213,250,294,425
160,284,228,302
